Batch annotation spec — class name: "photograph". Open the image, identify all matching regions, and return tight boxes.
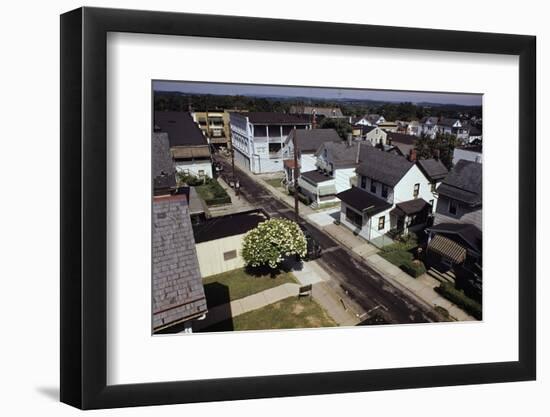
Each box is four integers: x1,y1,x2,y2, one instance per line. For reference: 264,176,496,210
151,81,483,334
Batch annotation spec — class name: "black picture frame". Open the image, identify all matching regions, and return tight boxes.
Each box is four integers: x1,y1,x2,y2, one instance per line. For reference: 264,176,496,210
60,6,536,410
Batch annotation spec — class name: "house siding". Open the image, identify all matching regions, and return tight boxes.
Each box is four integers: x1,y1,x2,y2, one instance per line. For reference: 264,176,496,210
434,196,482,230
174,160,213,178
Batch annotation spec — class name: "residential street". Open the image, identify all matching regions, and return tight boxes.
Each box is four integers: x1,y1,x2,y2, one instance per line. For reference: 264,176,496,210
214,154,443,324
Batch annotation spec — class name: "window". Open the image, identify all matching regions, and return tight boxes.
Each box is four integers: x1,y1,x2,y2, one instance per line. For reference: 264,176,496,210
382,184,389,198
360,176,367,189
429,199,434,213
370,180,377,193
448,199,458,215
223,250,237,261
346,208,362,227
198,169,205,177
413,183,420,198
378,216,385,230
323,149,328,158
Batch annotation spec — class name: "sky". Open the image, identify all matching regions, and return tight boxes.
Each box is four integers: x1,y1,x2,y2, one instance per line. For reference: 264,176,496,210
153,80,482,106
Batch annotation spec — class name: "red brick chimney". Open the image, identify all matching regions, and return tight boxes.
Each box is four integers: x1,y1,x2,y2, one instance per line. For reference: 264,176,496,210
409,148,417,162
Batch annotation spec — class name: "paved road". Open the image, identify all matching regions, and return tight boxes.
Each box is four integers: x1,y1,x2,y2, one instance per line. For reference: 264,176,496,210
215,155,441,324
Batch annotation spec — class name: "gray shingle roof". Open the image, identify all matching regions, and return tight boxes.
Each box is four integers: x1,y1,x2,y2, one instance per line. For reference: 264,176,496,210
391,198,430,216
356,146,414,187
193,210,268,243
417,158,448,182
285,128,342,153
436,159,482,205
152,195,207,331
438,118,460,128
337,186,392,215
152,132,176,194
154,111,208,147
315,142,373,168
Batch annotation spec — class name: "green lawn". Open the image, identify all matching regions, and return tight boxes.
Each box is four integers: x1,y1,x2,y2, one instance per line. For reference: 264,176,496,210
379,239,426,278
195,179,231,206
202,268,298,308
263,176,285,189
200,296,337,332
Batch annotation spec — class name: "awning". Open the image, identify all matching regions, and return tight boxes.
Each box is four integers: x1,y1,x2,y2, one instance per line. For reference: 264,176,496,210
428,235,466,264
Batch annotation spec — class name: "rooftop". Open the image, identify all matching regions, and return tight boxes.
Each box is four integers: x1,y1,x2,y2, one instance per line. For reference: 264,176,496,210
300,170,334,184
152,194,207,331
356,146,414,187
154,111,208,147
337,186,392,215
192,209,269,243
391,198,431,217
285,128,342,153
417,158,449,182
152,132,176,194
437,159,482,206
428,222,482,254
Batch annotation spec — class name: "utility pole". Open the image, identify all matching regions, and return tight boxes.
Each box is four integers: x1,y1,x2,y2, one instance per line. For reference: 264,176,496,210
292,127,300,221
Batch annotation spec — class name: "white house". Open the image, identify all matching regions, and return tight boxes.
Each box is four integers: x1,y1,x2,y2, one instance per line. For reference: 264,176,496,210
336,147,440,246
420,116,440,138
355,114,386,127
154,111,213,178
281,128,341,184
297,141,372,207
229,112,311,174
360,125,388,146
437,118,469,142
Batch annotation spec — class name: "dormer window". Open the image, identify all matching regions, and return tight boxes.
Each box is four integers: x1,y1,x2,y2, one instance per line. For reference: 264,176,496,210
360,176,367,189
370,180,377,194
382,184,389,198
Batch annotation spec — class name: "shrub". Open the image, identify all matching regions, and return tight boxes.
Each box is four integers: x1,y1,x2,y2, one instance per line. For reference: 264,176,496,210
400,259,426,278
435,282,482,320
242,218,307,269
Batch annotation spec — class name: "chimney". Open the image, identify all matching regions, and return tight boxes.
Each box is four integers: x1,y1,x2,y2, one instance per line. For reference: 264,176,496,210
312,109,317,129
355,143,361,164
409,148,417,162
347,133,353,147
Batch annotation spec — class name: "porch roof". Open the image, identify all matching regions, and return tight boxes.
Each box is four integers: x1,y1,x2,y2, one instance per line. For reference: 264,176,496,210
301,170,334,184
336,187,392,215
390,198,430,217
427,235,467,264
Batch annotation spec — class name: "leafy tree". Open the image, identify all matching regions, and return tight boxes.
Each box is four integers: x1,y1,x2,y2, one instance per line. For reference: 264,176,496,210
414,132,457,169
319,117,352,140
241,219,307,269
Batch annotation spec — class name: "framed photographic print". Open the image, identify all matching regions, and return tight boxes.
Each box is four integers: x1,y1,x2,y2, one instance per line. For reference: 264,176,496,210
60,6,536,409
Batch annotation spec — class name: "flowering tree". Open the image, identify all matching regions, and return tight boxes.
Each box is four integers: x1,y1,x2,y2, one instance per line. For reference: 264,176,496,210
241,219,308,269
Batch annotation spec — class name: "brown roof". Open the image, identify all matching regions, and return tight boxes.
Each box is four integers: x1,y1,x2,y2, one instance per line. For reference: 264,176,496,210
171,146,212,159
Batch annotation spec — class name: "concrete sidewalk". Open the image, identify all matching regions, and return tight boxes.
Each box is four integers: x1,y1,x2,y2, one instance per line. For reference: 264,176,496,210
193,283,300,330
322,222,476,321
364,254,476,321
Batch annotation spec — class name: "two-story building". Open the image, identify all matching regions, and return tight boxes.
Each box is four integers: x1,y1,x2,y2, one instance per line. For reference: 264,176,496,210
296,141,372,207
360,125,388,146
355,114,386,127
426,159,482,297
192,111,229,149
229,112,311,174
437,118,469,142
154,111,213,178
335,147,439,245
281,128,341,185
